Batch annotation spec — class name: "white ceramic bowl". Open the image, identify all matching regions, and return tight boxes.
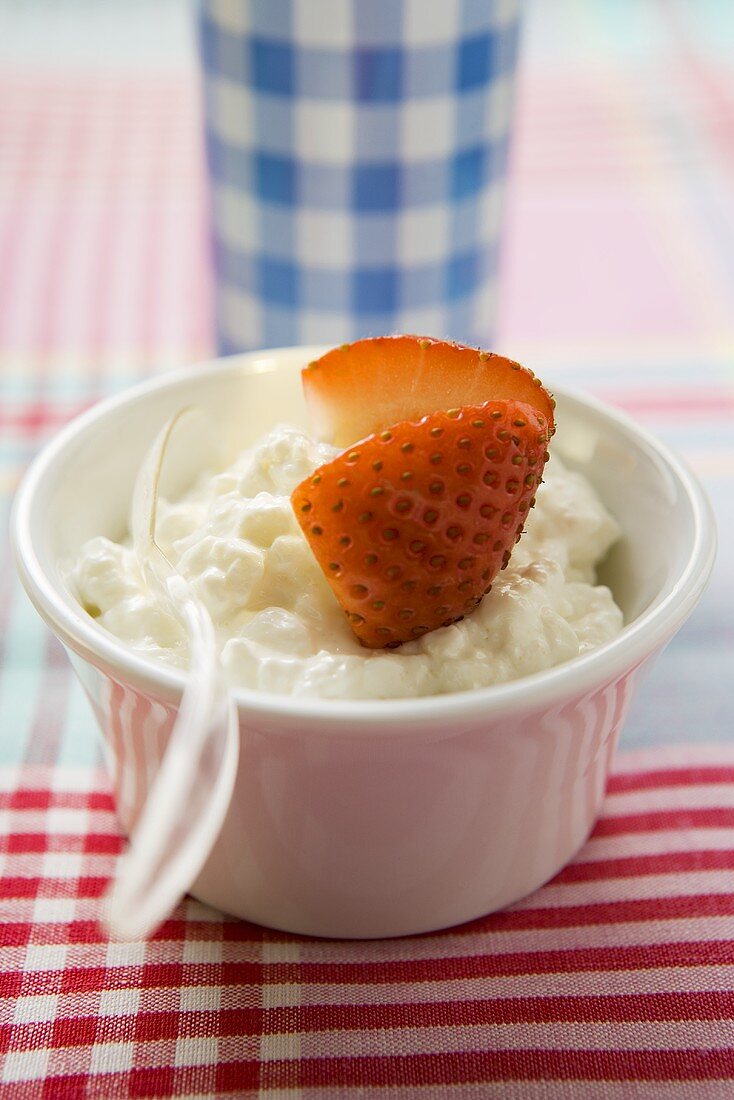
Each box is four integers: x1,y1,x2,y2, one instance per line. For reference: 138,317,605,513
12,348,716,938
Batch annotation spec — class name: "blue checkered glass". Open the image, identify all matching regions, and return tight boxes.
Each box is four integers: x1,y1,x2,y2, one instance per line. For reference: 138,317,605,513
199,1,521,352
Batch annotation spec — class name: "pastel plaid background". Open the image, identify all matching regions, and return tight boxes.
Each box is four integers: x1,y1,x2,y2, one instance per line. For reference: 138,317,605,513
200,0,521,350
1,0,734,1094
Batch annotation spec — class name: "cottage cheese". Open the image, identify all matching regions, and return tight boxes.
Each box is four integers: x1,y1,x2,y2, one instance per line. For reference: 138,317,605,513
69,425,624,699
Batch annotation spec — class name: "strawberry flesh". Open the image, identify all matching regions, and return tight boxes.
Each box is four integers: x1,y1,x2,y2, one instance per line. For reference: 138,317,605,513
292,400,550,649
303,335,555,448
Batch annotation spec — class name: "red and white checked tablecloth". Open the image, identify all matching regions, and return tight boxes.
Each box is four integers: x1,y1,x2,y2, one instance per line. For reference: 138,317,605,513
1,746,734,1098
1,0,734,1096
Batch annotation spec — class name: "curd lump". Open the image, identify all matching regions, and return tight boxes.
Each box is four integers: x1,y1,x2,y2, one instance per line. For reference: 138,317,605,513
70,425,624,699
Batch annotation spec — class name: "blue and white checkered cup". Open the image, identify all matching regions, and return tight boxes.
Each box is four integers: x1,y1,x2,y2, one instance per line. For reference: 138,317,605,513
199,1,521,352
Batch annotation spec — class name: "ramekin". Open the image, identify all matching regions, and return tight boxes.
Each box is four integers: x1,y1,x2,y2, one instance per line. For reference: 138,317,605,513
11,349,716,938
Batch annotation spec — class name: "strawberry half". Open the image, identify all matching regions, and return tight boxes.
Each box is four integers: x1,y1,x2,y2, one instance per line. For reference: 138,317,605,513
303,335,555,448
292,400,550,649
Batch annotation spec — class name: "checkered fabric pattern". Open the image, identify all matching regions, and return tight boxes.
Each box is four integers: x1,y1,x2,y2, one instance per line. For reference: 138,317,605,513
199,0,521,351
2,746,734,1097
2,0,734,1094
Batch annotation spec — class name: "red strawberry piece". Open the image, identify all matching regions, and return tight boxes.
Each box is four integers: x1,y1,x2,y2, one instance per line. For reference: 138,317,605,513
291,400,550,649
303,334,555,448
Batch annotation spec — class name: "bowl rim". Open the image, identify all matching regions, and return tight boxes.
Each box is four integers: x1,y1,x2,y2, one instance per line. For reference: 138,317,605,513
11,347,717,731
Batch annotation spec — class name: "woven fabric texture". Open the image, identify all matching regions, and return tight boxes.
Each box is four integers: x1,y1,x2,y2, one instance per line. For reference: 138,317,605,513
2,746,734,1097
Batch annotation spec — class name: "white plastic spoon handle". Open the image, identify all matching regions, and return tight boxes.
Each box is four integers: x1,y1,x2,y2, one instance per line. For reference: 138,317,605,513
104,413,239,941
